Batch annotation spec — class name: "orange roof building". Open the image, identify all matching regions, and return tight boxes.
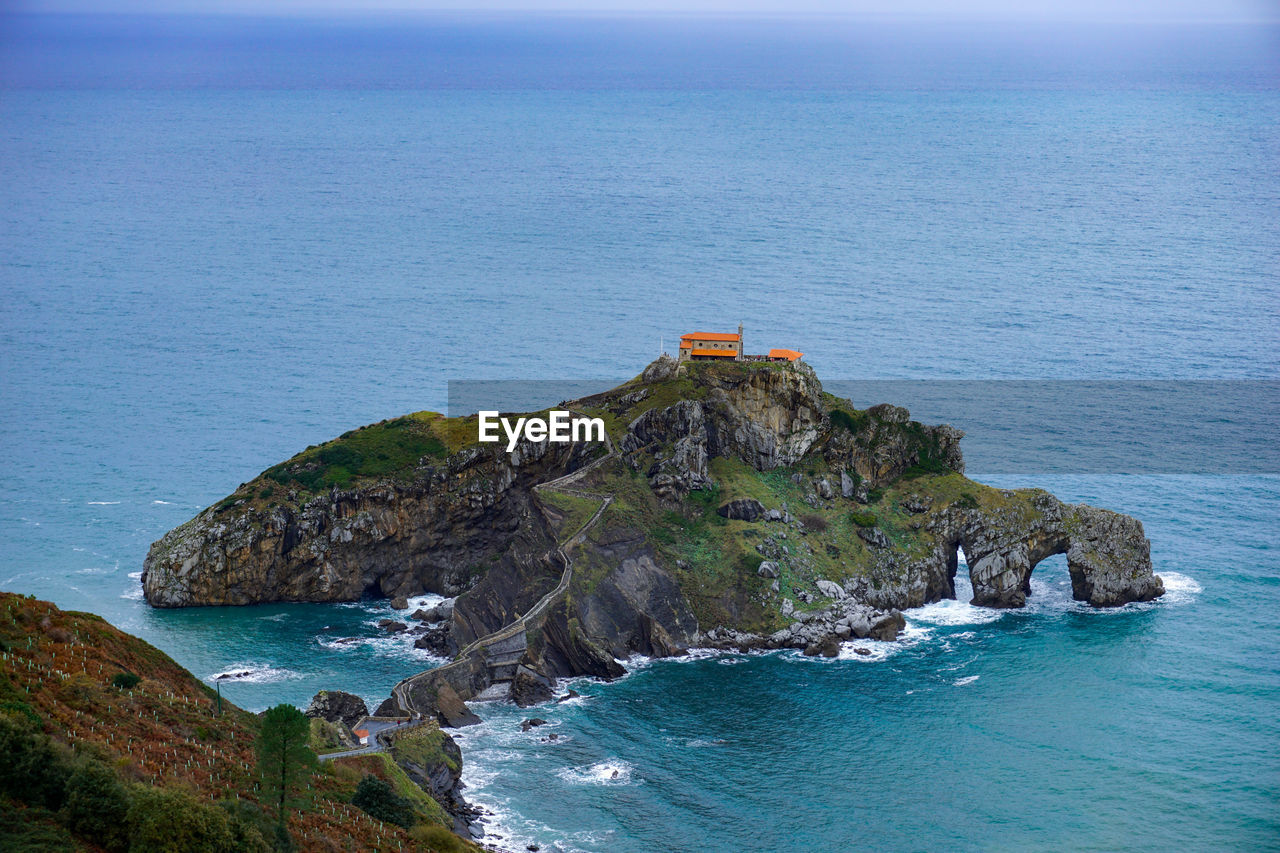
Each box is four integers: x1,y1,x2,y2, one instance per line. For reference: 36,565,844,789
678,326,743,361
674,325,803,365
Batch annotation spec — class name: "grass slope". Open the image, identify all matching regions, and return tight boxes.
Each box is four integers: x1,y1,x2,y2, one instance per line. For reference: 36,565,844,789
0,592,478,852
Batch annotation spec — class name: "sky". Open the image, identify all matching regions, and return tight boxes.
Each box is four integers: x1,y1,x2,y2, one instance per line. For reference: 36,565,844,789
6,0,1277,23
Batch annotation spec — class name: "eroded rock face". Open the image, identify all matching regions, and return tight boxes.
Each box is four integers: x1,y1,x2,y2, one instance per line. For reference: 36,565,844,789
387,725,477,838
142,437,600,607
304,690,368,729
622,363,827,499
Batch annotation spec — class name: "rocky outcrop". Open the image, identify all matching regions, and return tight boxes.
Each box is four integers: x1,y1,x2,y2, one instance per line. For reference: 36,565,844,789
304,690,368,730
718,498,766,522
146,357,1163,716
702,599,906,653
846,490,1163,610
386,724,478,838
142,436,602,608
621,363,827,500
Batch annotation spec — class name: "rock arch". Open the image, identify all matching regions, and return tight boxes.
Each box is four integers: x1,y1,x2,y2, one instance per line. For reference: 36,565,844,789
937,497,1163,609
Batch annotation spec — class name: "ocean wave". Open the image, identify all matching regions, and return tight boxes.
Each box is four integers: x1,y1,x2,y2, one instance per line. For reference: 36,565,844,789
315,632,447,664
556,760,636,786
208,664,302,684
151,500,173,504
906,597,1006,627
1156,571,1202,605
833,623,933,662
457,778,592,853
954,675,980,686
87,500,121,505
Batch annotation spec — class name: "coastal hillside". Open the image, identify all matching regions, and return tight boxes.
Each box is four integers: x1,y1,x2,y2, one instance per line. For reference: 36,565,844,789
142,357,1163,718
0,592,480,852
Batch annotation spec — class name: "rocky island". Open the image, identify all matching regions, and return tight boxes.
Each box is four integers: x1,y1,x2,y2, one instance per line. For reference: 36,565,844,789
143,357,1163,721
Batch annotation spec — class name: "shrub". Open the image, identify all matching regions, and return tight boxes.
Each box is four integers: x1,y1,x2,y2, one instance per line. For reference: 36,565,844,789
849,511,877,528
63,759,131,852
866,488,885,504
0,805,75,852
799,513,827,532
215,800,274,853
829,408,869,433
1,699,42,728
351,775,415,829
954,493,979,510
0,715,73,810
126,788,237,853
686,484,721,513
111,672,140,690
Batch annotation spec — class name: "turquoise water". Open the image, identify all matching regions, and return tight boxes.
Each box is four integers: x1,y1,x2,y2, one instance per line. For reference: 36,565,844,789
2,15,1278,852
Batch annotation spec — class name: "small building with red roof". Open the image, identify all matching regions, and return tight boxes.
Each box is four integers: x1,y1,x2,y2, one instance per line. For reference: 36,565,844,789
676,325,803,365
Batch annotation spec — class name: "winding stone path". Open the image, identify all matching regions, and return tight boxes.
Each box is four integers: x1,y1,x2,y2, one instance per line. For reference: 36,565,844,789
390,426,617,719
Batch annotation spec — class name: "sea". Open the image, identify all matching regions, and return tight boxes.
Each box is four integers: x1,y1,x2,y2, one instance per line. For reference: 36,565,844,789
1,13,1277,852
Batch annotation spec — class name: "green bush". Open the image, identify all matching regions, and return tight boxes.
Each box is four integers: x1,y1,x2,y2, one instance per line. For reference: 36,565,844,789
127,787,238,853
215,800,274,853
686,484,722,513
829,408,869,433
0,715,72,810
866,488,885,504
351,775,415,829
954,493,979,510
1,699,42,728
0,805,75,852
111,672,140,690
849,510,877,528
63,760,131,852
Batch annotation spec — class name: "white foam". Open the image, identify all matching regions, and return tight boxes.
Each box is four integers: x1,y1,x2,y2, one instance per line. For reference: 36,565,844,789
833,622,933,662
1156,571,1202,605
152,500,173,505
208,664,301,684
954,675,980,686
907,597,1006,627
556,760,636,786
683,647,735,661
87,501,121,505
906,551,1008,626
128,571,142,580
